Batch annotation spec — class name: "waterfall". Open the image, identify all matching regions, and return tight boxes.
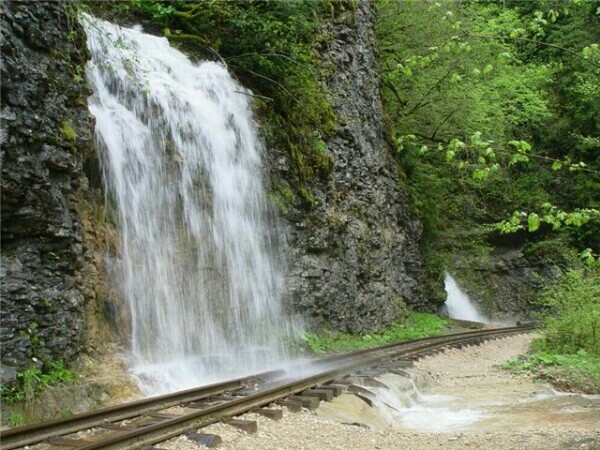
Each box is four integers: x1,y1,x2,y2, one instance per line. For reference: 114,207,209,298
444,273,488,323
82,15,301,395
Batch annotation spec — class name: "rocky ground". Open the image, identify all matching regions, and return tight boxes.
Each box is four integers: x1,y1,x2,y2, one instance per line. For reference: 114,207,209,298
162,333,600,450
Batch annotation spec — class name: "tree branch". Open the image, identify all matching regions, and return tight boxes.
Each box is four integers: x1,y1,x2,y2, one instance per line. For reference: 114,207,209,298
463,32,600,69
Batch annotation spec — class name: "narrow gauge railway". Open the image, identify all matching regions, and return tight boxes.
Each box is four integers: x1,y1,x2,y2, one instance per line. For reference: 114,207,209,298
1,325,536,450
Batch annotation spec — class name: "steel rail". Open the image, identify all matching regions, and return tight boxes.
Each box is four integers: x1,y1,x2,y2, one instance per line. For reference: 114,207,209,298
0,372,273,450
75,325,535,450
0,325,535,450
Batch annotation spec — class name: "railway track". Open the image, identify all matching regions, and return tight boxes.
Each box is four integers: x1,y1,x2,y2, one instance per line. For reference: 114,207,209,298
0,324,536,450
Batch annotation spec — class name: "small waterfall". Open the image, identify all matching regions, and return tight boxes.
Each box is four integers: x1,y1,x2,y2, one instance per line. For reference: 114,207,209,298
82,15,301,395
444,273,488,323
347,375,485,432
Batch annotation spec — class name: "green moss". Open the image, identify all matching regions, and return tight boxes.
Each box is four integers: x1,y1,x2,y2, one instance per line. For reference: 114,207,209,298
290,143,312,181
269,184,295,214
522,236,577,264
312,139,335,176
299,186,317,210
47,136,60,146
326,208,348,230
59,121,76,142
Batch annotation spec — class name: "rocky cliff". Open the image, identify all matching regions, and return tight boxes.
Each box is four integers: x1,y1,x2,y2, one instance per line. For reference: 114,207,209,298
452,246,563,320
0,0,427,382
277,2,426,333
0,1,104,379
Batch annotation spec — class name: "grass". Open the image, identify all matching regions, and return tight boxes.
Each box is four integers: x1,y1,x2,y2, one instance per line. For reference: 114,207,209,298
503,348,600,394
302,311,451,355
502,269,600,394
0,361,77,406
7,412,25,427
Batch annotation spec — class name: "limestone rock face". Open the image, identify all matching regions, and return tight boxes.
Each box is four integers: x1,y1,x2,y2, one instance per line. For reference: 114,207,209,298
452,248,563,320
278,3,426,333
1,1,96,370
0,0,428,369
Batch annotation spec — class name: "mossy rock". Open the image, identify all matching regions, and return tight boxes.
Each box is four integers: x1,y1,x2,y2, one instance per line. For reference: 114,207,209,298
269,183,295,214
60,121,77,142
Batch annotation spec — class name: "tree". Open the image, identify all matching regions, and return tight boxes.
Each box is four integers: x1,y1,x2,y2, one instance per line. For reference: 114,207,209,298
376,0,600,267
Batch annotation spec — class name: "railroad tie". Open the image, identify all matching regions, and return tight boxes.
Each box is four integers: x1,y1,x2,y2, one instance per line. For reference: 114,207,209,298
226,418,258,434
347,384,377,407
318,384,344,397
185,431,223,448
255,408,284,420
278,398,302,412
290,395,320,410
302,389,333,402
385,358,413,369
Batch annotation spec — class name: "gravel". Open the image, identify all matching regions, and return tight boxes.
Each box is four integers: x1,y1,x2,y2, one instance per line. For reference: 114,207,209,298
160,333,600,450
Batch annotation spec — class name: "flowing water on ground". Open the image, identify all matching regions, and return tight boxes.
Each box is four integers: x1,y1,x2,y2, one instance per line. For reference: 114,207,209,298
318,372,600,435
82,15,301,395
444,273,489,323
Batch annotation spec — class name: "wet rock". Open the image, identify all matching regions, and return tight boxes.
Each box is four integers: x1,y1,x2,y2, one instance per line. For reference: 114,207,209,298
275,2,426,334
452,248,563,319
0,1,96,369
0,364,18,384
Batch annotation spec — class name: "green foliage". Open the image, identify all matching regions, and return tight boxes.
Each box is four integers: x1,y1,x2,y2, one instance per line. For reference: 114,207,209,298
7,412,25,427
0,361,77,405
496,204,600,236
503,350,600,393
537,269,600,356
503,268,600,392
377,0,600,291
302,312,450,354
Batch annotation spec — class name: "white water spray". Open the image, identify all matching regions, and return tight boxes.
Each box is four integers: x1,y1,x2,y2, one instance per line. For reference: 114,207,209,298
82,16,301,395
444,273,488,323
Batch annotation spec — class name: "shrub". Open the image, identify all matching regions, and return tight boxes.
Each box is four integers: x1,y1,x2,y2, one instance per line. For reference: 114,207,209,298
539,269,600,356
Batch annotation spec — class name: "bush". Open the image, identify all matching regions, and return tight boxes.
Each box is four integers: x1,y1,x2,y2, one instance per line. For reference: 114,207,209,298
0,361,76,405
539,269,600,356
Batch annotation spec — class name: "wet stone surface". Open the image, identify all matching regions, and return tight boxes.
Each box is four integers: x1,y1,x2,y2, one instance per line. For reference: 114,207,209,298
1,1,96,370
273,1,430,335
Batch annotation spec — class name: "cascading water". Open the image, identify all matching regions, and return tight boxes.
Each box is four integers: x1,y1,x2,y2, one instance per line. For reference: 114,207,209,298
444,273,488,323
82,15,301,395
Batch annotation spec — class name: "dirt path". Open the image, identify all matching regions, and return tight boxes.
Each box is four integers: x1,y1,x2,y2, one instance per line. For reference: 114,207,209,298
163,334,600,450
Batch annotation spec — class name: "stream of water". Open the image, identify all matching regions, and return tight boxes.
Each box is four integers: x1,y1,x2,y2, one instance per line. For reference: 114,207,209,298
82,15,301,395
444,273,488,323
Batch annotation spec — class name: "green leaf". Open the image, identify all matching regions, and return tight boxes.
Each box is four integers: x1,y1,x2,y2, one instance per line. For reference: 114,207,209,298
527,213,540,232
